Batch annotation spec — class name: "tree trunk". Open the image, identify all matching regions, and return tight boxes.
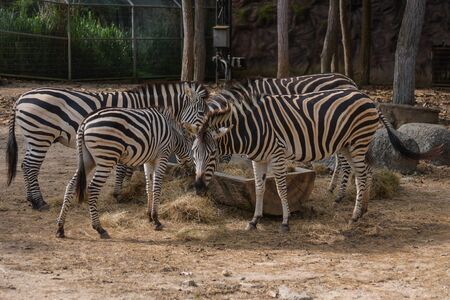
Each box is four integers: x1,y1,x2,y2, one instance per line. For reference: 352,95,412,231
321,0,340,73
194,0,206,82
277,0,289,78
181,0,194,81
360,0,371,85
339,0,353,78
392,0,427,105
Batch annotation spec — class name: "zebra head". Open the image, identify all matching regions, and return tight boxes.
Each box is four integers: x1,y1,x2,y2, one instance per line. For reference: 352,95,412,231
184,122,232,196
180,82,209,127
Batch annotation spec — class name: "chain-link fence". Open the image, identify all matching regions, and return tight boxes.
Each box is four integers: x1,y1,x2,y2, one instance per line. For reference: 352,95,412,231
0,0,215,80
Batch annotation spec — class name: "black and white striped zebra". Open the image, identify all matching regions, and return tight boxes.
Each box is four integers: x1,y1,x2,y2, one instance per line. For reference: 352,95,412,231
56,107,192,239
184,85,442,232
209,73,358,201
6,82,208,210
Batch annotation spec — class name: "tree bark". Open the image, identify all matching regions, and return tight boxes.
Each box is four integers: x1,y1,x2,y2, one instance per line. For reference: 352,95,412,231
277,0,289,78
393,0,427,105
321,0,340,73
194,0,206,82
181,0,194,81
339,0,353,78
360,0,371,84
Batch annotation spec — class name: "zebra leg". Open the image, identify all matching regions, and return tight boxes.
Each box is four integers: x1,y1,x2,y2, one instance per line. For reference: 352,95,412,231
246,161,268,230
272,157,290,233
143,163,154,223
56,173,78,238
21,145,50,210
150,157,169,231
113,164,129,202
362,165,373,215
87,166,114,239
345,153,370,222
56,159,95,238
336,157,352,203
328,154,342,193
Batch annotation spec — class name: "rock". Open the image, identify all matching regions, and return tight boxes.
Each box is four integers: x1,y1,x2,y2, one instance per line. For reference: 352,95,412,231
222,270,232,277
182,280,198,287
278,285,313,300
398,123,450,166
267,290,278,298
368,128,420,174
180,271,193,276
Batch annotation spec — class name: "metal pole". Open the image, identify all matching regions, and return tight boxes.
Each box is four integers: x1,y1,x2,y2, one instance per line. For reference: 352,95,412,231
67,3,72,80
131,5,137,79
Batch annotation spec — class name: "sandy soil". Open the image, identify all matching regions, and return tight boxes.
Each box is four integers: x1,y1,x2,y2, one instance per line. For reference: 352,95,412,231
1,81,450,299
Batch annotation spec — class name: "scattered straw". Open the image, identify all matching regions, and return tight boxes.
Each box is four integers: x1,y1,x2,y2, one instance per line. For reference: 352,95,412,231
370,169,400,199
312,163,331,175
100,210,135,228
116,171,147,204
219,164,254,178
160,193,220,224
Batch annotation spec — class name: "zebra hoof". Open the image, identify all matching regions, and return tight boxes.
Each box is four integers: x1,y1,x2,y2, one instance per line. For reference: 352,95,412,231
334,196,344,203
100,231,111,239
279,224,290,233
32,201,49,211
245,222,257,231
56,228,65,238
154,223,164,231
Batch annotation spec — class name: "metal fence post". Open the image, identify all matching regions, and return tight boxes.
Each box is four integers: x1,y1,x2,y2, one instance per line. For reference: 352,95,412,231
67,2,72,80
128,0,137,79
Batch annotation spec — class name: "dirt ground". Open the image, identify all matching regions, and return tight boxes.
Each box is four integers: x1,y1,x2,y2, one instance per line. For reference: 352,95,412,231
0,80,450,299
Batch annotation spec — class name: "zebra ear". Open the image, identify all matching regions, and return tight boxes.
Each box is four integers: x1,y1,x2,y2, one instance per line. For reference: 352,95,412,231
212,126,233,140
182,122,200,136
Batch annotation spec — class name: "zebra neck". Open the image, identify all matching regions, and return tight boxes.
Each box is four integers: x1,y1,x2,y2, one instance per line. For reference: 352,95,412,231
215,106,256,156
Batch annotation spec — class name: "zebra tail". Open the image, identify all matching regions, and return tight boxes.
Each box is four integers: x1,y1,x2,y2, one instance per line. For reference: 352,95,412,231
379,112,443,160
6,106,18,186
75,124,87,203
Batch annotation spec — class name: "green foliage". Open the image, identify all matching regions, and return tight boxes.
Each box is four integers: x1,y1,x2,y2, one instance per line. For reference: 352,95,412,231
235,7,251,24
0,0,213,79
292,0,314,21
256,2,275,26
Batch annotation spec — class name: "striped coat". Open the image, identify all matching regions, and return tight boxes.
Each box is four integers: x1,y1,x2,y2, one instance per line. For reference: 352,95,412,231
6,82,208,210
208,73,358,200
185,86,441,232
56,107,192,239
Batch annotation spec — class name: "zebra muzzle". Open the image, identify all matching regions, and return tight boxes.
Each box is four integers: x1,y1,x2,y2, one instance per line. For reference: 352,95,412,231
194,179,207,196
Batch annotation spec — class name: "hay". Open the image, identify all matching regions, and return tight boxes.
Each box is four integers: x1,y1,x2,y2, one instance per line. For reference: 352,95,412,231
312,163,331,175
116,171,147,203
370,169,400,199
160,193,220,224
339,169,400,200
219,164,254,178
100,210,135,228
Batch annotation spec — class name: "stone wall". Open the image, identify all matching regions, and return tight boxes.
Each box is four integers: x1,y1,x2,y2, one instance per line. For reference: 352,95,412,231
231,0,450,86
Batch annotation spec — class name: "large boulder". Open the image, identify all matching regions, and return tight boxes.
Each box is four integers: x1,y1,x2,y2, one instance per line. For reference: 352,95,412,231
368,128,420,173
398,123,450,166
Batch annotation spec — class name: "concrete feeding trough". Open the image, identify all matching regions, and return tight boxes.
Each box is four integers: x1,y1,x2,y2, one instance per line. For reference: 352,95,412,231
209,167,316,216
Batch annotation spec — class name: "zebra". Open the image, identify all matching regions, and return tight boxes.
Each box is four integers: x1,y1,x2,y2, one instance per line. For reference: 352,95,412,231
6,82,208,211
208,73,359,201
184,85,442,232
56,107,192,239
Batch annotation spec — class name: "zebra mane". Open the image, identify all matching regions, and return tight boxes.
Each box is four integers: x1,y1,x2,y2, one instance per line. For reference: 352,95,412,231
129,81,209,100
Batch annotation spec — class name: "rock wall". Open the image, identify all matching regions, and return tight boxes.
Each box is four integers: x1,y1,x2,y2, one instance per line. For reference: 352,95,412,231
231,0,450,86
